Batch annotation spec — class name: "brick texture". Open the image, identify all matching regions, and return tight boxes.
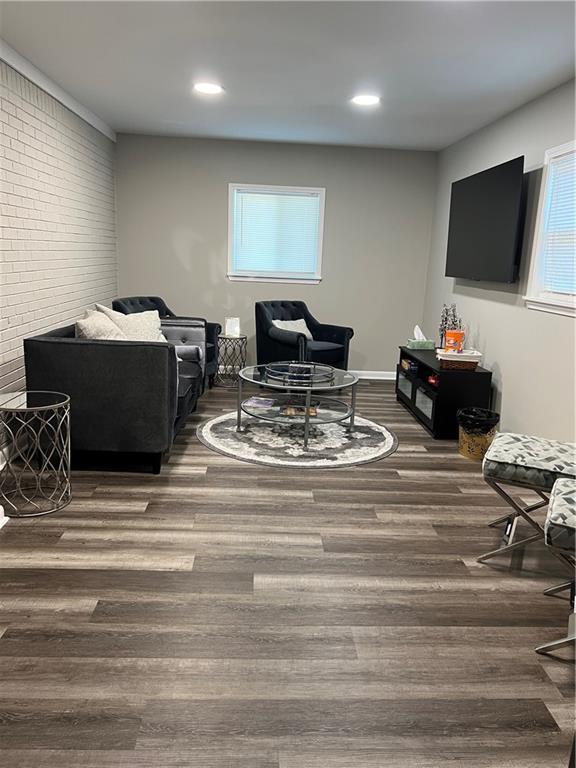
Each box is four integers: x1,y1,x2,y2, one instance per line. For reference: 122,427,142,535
0,62,117,391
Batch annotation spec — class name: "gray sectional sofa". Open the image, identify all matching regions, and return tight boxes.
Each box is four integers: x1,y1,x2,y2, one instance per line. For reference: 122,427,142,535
24,321,206,473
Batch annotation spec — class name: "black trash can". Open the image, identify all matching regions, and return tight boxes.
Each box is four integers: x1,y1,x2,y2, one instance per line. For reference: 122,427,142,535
457,407,500,461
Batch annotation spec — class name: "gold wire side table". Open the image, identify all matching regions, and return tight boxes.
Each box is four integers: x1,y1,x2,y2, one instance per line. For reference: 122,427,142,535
216,334,248,387
0,391,71,517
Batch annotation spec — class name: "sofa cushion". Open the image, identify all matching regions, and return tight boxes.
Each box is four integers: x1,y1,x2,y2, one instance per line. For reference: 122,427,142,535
176,360,202,421
305,340,346,366
545,478,576,551
178,359,202,381
178,375,193,400
76,311,128,341
483,432,576,491
95,304,167,342
307,341,343,353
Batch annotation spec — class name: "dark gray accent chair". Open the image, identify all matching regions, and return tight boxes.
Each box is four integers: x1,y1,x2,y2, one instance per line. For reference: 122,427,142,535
24,323,204,473
255,300,354,369
112,296,221,386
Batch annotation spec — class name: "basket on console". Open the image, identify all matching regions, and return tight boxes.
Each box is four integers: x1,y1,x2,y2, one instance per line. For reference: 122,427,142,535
438,359,479,371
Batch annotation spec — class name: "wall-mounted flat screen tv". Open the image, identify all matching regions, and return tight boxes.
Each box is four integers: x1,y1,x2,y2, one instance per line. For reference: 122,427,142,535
445,156,525,282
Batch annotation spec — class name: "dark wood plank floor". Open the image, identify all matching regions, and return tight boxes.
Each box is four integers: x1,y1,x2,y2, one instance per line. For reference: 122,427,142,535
0,382,573,767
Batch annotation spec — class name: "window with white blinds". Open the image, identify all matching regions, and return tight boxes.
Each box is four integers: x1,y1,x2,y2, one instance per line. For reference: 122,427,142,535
228,184,325,283
526,142,576,316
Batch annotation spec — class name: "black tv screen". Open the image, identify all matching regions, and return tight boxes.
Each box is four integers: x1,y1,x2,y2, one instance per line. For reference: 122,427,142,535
445,156,525,282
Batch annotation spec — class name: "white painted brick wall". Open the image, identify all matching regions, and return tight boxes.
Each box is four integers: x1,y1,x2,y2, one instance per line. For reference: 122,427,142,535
0,61,117,391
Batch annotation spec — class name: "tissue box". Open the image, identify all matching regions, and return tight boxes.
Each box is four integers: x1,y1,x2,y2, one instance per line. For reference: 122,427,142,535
407,339,435,350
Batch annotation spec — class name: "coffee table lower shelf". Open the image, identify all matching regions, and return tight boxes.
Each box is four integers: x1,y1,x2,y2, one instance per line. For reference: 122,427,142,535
236,393,356,450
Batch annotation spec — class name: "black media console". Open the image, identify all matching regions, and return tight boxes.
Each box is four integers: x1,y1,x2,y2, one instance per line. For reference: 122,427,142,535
395,346,492,439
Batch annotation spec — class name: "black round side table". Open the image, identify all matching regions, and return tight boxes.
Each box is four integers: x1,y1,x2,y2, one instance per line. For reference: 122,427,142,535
0,391,71,517
216,335,248,387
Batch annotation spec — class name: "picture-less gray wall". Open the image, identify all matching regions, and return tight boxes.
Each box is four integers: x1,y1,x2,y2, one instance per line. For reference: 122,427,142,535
116,136,436,371
423,80,575,441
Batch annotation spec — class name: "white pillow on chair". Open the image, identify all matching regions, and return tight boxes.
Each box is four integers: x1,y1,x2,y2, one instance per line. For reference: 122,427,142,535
272,319,313,341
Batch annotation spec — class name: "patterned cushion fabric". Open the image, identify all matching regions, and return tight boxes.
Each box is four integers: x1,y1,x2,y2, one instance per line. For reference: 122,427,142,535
545,478,576,551
483,432,576,491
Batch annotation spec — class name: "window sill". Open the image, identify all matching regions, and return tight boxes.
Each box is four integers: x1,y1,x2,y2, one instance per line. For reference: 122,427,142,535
524,295,576,318
227,274,321,285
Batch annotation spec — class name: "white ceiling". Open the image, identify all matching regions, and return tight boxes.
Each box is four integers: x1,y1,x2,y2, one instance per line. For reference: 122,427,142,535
0,1,574,149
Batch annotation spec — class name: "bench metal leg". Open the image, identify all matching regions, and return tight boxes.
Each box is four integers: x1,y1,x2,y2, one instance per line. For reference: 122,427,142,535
478,479,549,563
544,580,575,597
535,633,575,656
535,612,575,657
486,479,548,533
488,496,549,528
535,583,575,658
477,533,542,563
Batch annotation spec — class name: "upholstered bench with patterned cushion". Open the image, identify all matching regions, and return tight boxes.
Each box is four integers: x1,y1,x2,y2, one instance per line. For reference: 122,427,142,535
479,432,576,564
535,477,575,658
484,432,576,491
545,478,576,552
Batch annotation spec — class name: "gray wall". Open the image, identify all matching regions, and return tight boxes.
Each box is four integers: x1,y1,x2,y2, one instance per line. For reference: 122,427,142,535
116,136,436,371
423,80,575,440
0,61,117,391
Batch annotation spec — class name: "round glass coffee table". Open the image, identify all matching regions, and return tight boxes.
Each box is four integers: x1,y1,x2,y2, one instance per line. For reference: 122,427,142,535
237,362,359,450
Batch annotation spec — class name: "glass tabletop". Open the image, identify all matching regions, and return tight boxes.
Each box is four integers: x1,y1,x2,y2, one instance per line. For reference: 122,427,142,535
0,391,70,411
240,362,358,391
219,334,247,340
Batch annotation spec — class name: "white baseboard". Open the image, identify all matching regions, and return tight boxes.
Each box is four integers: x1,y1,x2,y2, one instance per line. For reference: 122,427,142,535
350,370,396,381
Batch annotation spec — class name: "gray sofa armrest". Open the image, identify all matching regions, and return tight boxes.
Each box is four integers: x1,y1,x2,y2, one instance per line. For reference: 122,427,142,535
24,336,178,454
162,321,206,375
175,345,202,363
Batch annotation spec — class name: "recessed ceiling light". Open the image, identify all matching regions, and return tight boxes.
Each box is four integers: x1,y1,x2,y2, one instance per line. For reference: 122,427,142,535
193,82,224,96
351,94,380,107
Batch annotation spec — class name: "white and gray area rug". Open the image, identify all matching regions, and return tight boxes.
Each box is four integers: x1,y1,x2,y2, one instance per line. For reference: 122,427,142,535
196,411,398,468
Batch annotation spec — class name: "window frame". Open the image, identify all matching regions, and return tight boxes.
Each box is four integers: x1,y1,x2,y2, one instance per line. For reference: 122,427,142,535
524,140,576,318
227,183,326,284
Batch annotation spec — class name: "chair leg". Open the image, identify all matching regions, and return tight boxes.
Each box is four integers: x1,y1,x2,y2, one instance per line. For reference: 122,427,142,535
150,453,163,475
